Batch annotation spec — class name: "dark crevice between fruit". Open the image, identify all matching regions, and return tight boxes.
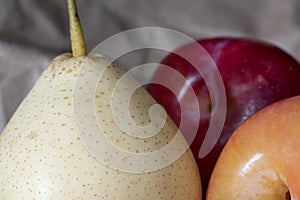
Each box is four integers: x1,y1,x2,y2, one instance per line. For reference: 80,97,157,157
207,102,212,113
285,190,291,200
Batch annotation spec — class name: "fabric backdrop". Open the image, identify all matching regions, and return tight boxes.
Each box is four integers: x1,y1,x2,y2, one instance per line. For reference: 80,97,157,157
1,0,300,132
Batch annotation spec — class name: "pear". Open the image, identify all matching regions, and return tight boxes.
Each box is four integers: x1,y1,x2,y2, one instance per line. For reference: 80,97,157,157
0,0,202,199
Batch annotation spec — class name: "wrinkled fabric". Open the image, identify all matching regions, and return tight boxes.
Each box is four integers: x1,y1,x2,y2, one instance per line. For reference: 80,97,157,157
1,0,300,132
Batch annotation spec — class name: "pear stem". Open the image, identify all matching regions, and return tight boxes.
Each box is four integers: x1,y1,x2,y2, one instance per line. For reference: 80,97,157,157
67,0,87,57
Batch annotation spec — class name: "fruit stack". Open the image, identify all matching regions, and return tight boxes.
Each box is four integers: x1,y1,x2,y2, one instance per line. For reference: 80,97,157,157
1,0,300,199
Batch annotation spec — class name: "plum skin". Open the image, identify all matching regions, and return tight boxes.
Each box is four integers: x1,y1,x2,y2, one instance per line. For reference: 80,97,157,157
147,37,300,195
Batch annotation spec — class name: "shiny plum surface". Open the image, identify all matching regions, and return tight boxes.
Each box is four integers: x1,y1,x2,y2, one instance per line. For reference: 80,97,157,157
147,37,300,195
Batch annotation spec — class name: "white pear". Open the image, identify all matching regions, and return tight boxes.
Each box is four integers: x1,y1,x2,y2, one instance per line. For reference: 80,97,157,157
0,0,202,199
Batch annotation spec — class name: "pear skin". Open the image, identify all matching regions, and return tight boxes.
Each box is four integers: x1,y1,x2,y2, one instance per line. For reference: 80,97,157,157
0,53,202,199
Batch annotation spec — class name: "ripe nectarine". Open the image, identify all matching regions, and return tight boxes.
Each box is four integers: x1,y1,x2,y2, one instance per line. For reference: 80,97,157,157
207,95,300,199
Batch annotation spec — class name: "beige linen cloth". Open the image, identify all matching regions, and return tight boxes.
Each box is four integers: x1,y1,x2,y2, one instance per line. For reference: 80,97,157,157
1,0,300,132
